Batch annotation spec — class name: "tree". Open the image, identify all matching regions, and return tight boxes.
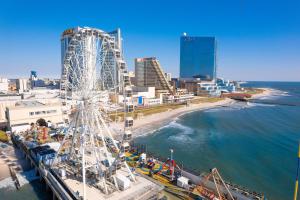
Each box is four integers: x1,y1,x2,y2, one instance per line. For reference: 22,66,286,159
36,118,47,127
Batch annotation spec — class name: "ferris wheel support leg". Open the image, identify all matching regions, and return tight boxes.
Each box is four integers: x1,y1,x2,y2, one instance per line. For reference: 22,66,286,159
113,175,120,191
96,110,136,182
97,111,120,151
80,102,87,200
88,118,109,194
124,161,136,182
51,110,79,167
69,111,81,158
93,111,119,191
82,145,86,200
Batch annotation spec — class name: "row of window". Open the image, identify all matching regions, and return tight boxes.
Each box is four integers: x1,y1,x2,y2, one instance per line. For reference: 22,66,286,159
29,110,57,116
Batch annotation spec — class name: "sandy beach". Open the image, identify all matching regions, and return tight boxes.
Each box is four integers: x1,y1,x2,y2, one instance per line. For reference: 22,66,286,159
131,98,235,137
250,87,273,99
111,98,235,138
111,88,274,138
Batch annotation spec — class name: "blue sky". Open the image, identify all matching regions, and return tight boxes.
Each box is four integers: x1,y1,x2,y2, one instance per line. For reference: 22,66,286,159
0,0,299,81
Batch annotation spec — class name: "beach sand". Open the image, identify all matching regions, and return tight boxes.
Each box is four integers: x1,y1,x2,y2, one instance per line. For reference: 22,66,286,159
250,88,273,99
110,98,235,138
110,88,274,138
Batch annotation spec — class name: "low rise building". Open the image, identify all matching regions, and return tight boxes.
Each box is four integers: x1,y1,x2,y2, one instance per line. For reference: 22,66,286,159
197,81,219,96
143,98,161,106
216,78,236,93
132,86,156,99
5,100,64,133
163,93,194,104
0,94,23,129
16,78,29,93
0,78,9,93
180,78,202,94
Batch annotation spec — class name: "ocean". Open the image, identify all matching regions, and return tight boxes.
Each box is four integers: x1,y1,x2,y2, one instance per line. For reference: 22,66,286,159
134,81,300,200
1,81,299,200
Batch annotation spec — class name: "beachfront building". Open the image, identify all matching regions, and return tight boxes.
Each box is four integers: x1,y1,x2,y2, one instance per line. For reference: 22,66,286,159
5,100,64,133
163,93,194,104
143,97,161,106
180,79,202,94
135,57,173,94
216,78,236,93
180,33,217,81
0,88,63,131
127,86,163,106
197,81,220,96
0,94,23,129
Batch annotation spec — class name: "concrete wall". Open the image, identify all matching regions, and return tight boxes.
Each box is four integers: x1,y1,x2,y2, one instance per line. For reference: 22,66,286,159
6,102,63,132
0,78,8,93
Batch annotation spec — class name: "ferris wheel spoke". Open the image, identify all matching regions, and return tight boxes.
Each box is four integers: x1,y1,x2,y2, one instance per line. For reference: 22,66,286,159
58,27,135,197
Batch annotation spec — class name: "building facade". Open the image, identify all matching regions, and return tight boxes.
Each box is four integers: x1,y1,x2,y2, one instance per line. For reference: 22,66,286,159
135,57,173,93
180,34,217,81
16,78,29,93
0,78,8,93
6,101,64,133
61,27,123,90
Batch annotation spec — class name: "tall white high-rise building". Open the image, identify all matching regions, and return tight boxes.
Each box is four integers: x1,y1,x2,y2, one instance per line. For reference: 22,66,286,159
61,27,124,90
16,78,29,93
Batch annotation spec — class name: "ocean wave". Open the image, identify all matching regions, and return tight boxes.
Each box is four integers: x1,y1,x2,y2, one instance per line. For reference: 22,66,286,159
204,103,245,112
256,89,290,100
246,102,275,107
167,121,194,142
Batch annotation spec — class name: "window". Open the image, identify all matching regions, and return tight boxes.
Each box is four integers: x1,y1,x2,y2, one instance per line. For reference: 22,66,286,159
29,112,34,116
47,110,57,114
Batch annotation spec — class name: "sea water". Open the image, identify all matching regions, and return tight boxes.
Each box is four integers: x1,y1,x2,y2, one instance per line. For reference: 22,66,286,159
2,82,299,200
134,81,300,200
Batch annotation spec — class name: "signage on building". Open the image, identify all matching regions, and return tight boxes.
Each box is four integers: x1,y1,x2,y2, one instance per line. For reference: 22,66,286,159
62,29,74,36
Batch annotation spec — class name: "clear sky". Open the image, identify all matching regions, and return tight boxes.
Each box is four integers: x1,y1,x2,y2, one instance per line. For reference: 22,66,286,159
0,0,299,81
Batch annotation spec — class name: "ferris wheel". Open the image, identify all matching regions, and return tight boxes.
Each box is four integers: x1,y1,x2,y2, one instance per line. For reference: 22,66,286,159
53,27,135,199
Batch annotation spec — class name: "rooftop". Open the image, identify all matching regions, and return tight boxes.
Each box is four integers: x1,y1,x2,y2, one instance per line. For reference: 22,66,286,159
15,101,45,107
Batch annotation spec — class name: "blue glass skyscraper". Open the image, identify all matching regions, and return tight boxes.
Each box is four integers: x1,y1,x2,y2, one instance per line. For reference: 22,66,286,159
180,35,217,81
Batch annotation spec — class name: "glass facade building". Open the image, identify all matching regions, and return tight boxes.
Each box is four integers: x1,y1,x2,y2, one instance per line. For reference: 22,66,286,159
180,36,217,81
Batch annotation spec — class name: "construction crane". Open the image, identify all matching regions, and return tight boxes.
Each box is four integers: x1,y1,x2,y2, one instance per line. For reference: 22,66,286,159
294,142,300,200
195,168,235,200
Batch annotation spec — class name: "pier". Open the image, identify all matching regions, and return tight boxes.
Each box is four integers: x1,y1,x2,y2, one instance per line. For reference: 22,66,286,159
11,133,77,200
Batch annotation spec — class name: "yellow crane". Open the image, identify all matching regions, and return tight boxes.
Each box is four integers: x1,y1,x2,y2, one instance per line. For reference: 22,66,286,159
294,142,300,200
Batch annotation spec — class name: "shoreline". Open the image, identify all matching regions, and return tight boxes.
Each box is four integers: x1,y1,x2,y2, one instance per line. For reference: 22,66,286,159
131,98,235,138
249,87,273,99
110,88,274,139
